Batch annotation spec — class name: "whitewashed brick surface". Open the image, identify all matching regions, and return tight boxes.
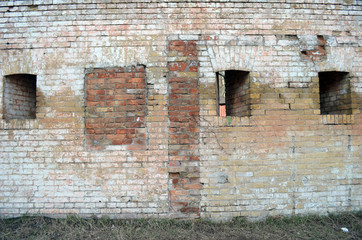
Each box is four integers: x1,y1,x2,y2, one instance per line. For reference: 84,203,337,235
0,0,361,220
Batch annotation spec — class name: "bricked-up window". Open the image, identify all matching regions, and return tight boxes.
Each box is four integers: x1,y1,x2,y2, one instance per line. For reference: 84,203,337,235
216,70,251,117
85,66,147,150
3,74,37,120
319,71,352,115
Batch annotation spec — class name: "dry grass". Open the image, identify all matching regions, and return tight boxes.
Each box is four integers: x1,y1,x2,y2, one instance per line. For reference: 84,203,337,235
0,211,360,240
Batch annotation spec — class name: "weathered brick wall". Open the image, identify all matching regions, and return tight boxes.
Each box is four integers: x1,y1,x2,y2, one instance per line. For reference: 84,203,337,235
198,34,361,220
168,40,201,216
0,0,361,220
85,66,147,149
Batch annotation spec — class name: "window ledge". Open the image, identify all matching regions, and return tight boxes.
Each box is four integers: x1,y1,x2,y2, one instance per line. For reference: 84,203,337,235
217,116,251,127
0,119,39,130
321,114,354,125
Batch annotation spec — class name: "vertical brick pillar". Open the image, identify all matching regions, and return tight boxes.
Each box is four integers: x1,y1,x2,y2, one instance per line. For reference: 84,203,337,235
167,40,201,216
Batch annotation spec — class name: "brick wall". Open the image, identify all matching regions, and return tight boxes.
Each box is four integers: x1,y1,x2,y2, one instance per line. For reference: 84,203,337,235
199,33,361,219
85,66,147,150
168,40,201,215
0,0,360,220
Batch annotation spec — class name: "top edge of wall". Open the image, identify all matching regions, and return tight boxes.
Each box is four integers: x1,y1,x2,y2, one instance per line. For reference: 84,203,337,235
0,0,359,7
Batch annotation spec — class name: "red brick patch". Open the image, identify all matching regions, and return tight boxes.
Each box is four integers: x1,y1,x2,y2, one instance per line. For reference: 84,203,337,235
85,66,147,149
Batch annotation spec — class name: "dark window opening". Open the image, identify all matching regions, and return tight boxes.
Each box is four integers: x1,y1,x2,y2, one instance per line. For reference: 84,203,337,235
319,71,352,115
217,70,251,117
3,74,37,120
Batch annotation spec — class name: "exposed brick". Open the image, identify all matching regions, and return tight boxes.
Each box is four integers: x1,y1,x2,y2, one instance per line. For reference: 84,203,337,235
0,1,360,222
301,35,327,61
168,62,188,72
85,66,147,148
168,40,201,216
